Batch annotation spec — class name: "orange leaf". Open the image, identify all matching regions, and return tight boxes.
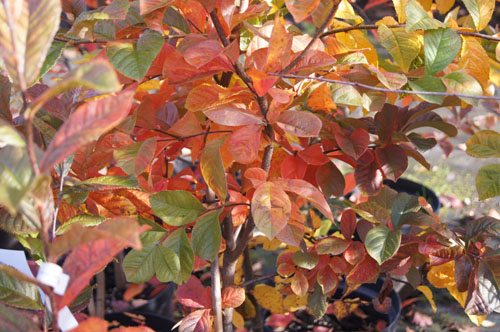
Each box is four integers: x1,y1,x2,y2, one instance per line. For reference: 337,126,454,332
71,317,108,332
228,125,262,164
281,154,307,179
459,37,490,89
178,309,212,332
221,286,246,308
244,167,267,188
200,135,228,201
298,145,329,165
251,181,291,239
343,241,366,266
275,110,322,137
265,15,292,72
185,40,225,69
123,283,145,302
40,89,135,172
291,270,309,297
346,256,379,287
139,0,173,15
285,0,320,22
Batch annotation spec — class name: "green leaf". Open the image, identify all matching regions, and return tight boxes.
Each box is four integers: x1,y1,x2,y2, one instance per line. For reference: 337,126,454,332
154,245,181,283
466,130,500,158
476,164,500,200
308,283,327,318
150,190,206,226
391,193,420,229
64,175,139,193
200,136,228,202
123,231,164,283
68,10,112,38
378,24,420,72
292,251,319,270
106,29,164,81
364,226,402,264
0,302,39,332
408,76,446,104
0,123,26,147
329,84,363,106
103,0,131,19
0,146,33,214
162,228,194,284
37,40,66,81
462,0,495,31
442,71,483,106
163,7,190,34
191,210,222,261
424,28,461,76
0,202,40,235
56,214,107,235
138,216,167,233
0,0,61,90
0,265,43,310
406,0,446,32
114,138,157,176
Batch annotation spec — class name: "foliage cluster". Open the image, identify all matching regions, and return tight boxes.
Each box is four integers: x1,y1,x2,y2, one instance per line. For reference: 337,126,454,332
0,0,500,332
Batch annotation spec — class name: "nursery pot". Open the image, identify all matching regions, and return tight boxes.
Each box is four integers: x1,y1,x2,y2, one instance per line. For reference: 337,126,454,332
105,311,178,332
333,279,402,332
383,178,441,213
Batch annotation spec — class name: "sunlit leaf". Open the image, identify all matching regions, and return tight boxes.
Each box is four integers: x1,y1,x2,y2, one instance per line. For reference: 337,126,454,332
154,245,181,283
459,37,491,89
442,71,483,106
191,210,222,261
37,40,66,81
140,0,174,15
177,275,211,308
466,130,500,158
284,0,320,22
253,284,284,314
150,190,206,226
476,164,500,200
365,226,402,264
378,24,420,72
162,227,194,283
114,138,157,176
316,162,345,197
293,251,319,270
221,286,246,308
0,146,33,214
408,76,446,104
406,0,446,32
200,135,228,202
251,182,291,239
274,110,322,137
0,264,43,309
228,125,262,164
424,28,461,76
462,0,495,31
0,0,61,90
308,283,327,318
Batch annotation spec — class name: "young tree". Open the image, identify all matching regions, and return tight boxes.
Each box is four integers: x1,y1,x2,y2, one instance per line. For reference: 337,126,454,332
0,0,499,332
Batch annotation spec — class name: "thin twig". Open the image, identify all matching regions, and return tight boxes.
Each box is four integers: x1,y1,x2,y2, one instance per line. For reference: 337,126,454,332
273,73,500,101
240,273,279,288
280,2,339,75
54,33,191,45
156,130,233,142
320,24,500,42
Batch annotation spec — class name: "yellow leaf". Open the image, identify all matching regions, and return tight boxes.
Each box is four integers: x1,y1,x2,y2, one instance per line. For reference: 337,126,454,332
232,310,245,330
136,79,162,93
392,0,408,23
459,37,490,89
283,294,308,312
436,0,456,14
310,210,322,229
253,284,284,314
417,285,437,312
417,0,432,10
377,25,420,72
200,135,228,202
427,260,456,288
496,40,500,61
377,16,399,26
463,0,495,31
335,0,363,24
336,30,378,66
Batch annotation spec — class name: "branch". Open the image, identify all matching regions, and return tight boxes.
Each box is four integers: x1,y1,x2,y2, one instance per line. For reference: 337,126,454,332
240,273,278,288
320,24,500,42
211,256,223,332
156,130,233,142
280,2,339,75
273,73,500,101
54,33,192,46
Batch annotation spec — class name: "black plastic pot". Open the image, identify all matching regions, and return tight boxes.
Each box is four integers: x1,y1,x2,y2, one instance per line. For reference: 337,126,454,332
333,279,401,332
105,312,178,332
384,178,440,213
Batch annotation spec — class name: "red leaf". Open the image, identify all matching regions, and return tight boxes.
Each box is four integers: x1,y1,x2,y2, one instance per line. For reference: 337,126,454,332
227,125,262,164
275,178,334,221
276,203,305,247
244,167,267,188
298,145,329,165
343,241,366,266
346,256,379,287
285,0,320,22
335,128,370,160
221,286,246,308
185,40,225,69
317,265,339,293
40,89,135,172
375,144,408,181
281,154,307,179
275,110,322,137
340,209,357,240
316,162,345,197
246,67,278,97
204,104,264,126
354,150,383,195
178,309,212,332
291,270,309,297
176,275,212,309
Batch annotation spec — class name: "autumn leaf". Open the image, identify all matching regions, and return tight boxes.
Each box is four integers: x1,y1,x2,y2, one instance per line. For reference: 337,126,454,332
274,110,322,137
200,135,228,202
253,284,284,314
177,275,212,309
227,125,262,164
221,286,246,308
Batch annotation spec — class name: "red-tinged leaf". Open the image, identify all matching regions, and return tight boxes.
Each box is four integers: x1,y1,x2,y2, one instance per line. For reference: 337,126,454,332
275,178,333,221
346,256,379,287
229,190,250,227
375,144,408,181
185,83,231,112
61,236,142,308
40,89,135,173
49,217,145,261
275,111,322,137
168,111,203,137
140,0,173,15
276,203,305,247
185,40,225,69
222,286,246,308
373,297,392,314
317,265,338,293
335,128,369,160
244,167,267,188
204,104,264,126
177,309,212,332
143,6,168,32
315,237,350,255
246,68,278,97
285,0,320,22
354,150,383,195
228,125,261,164
290,50,337,72
176,275,212,309
340,209,357,240
265,313,295,328
71,317,108,332
316,162,345,197
291,270,309,297
114,327,156,332
251,181,291,239
343,241,366,265
265,14,292,72
374,104,398,145
330,256,348,274
298,145,329,165
281,154,307,179
200,136,228,202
